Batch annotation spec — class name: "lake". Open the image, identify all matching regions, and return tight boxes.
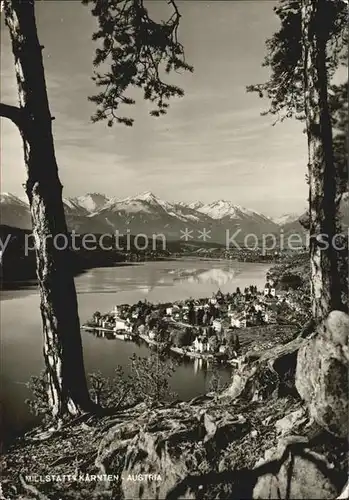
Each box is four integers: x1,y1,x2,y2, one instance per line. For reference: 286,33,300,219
0,259,270,438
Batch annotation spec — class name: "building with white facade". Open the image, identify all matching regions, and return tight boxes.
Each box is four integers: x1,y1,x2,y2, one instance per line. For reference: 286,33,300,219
212,319,222,334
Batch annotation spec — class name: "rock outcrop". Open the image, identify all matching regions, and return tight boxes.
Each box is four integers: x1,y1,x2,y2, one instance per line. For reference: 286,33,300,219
253,445,339,499
94,401,254,499
295,311,349,438
253,311,349,499
90,317,348,499
223,336,304,401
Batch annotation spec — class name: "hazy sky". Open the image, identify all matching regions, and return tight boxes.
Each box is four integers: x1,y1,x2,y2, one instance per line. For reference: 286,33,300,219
1,0,310,217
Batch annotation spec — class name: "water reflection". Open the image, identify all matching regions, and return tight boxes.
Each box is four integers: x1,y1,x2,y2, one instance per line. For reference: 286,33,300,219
74,261,241,296
194,357,203,374
174,267,238,287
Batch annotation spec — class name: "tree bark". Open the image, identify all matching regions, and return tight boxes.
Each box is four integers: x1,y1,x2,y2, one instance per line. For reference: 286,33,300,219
4,0,93,420
301,0,344,322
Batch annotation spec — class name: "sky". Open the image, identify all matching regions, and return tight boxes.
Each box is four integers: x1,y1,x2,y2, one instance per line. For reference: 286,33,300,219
0,0,310,218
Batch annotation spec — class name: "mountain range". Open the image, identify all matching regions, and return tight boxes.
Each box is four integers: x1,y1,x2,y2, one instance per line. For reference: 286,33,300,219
1,191,348,245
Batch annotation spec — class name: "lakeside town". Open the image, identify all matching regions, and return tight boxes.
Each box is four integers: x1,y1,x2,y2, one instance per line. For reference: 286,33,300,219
83,271,311,367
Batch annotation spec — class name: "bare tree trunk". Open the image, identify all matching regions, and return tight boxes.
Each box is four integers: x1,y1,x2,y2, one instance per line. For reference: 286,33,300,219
301,0,344,323
3,0,93,420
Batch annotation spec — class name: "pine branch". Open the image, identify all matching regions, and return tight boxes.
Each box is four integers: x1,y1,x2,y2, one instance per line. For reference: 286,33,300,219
0,102,24,129
84,0,193,126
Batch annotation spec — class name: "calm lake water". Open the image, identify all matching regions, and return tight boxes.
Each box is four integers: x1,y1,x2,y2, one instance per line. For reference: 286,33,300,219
1,259,270,437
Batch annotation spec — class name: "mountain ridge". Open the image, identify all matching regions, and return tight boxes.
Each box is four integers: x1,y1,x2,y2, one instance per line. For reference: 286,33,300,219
3,191,347,244
1,191,279,220
1,191,279,243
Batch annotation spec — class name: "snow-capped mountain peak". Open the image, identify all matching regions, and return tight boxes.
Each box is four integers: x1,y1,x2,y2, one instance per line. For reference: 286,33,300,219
0,192,28,207
195,200,243,220
63,198,83,210
273,213,301,226
68,193,110,213
0,192,31,229
105,191,167,212
132,191,158,203
187,201,204,211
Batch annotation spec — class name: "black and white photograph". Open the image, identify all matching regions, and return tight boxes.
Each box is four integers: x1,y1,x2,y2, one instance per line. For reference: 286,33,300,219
0,0,348,498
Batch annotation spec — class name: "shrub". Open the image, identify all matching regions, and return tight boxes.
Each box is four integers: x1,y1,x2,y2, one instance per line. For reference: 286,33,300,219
207,370,230,394
278,273,303,290
25,354,179,426
88,366,136,409
172,327,193,347
25,370,52,424
129,353,178,406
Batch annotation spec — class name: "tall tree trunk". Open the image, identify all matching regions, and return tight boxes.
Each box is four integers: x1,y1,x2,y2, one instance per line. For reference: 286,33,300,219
4,0,93,420
301,0,344,323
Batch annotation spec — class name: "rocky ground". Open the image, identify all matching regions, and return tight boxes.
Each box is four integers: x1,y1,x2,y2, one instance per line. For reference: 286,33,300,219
233,324,298,356
1,311,348,500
